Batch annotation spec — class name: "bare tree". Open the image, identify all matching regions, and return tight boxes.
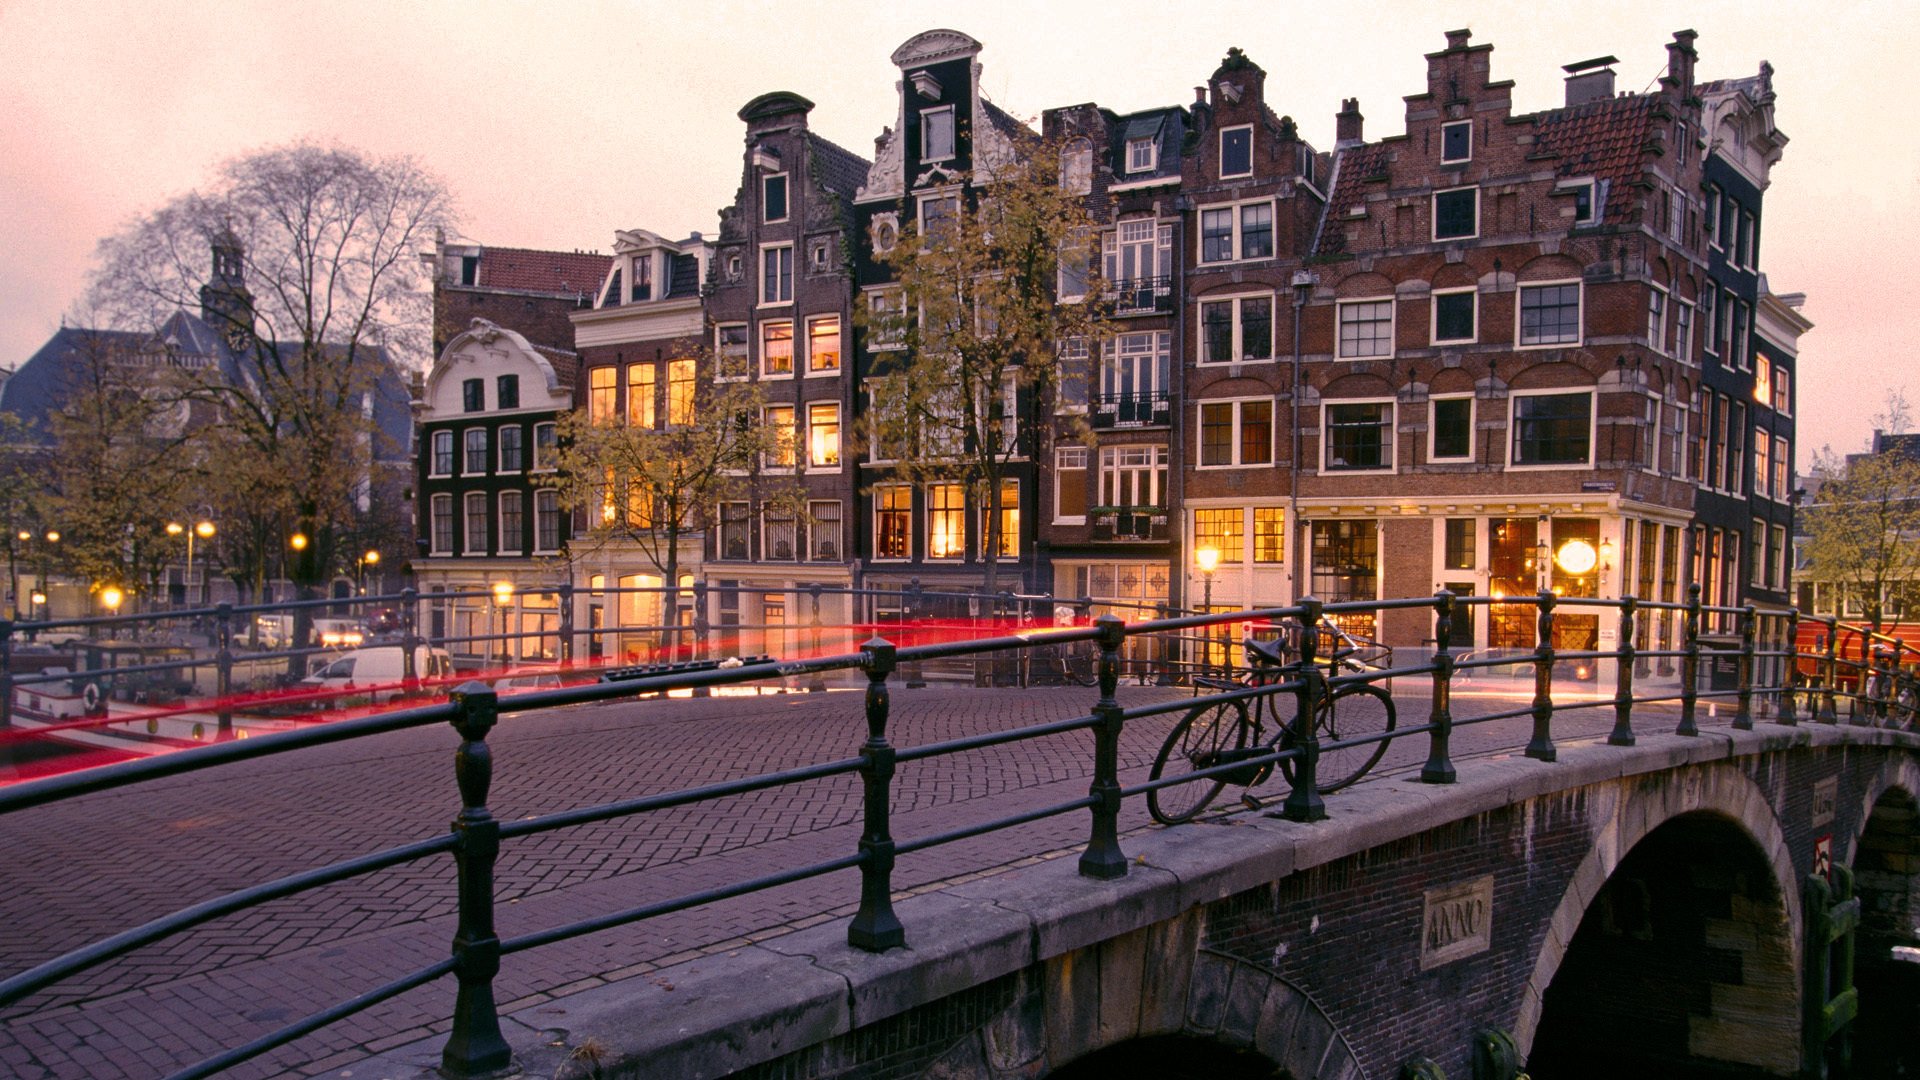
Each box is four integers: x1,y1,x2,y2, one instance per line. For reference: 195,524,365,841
859,131,1109,594
1804,445,1920,631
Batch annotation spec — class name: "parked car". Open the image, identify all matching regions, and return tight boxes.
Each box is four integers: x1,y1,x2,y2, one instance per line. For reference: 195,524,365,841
300,645,454,704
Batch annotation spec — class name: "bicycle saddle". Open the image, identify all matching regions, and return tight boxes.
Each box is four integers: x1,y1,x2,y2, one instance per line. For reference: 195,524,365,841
1244,637,1289,667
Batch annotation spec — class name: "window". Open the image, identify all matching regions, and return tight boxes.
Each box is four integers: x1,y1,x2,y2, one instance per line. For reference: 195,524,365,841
1055,445,1089,523
1060,139,1093,194
981,478,1018,559
1441,120,1472,163
1219,125,1252,178
1199,294,1273,363
1511,391,1593,466
462,378,484,412
764,510,797,561
1098,331,1170,421
874,486,911,559
1126,137,1155,173
1732,302,1751,370
718,501,751,559
667,359,696,426
1253,509,1285,564
588,367,617,423
1338,299,1394,358
1648,288,1667,353
1705,184,1721,247
807,402,839,468
809,500,842,561
629,254,655,303
1752,519,1768,588
1099,445,1166,508
498,425,523,473
498,492,523,554
764,405,796,468
1197,200,1276,263
1518,282,1581,346
763,173,788,223
1324,401,1394,471
1311,520,1379,608
716,324,749,380
627,365,656,429
867,289,905,349
1198,399,1273,467
1431,397,1473,460
430,494,454,555
807,316,840,373
431,430,454,476
918,192,959,237
464,429,488,474
762,321,794,377
1753,362,1772,411
921,106,954,161
1056,338,1089,413
1104,220,1173,308
1740,211,1756,267
1700,289,1718,356
464,493,488,554
1433,289,1475,343
761,245,793,304
1193,508,1244,564
1444,518,1476,570
1773,436,1789,500
1754,430,1772,499
1433,187,1478,240
533,422,557,471
1773,366,1791,415
1674,300,1694,365
496,374,519,411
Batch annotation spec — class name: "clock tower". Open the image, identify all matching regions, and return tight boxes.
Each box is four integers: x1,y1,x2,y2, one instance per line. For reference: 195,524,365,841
198,231,255,350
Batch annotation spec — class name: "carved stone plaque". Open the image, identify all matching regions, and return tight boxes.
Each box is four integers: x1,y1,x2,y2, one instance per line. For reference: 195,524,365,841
1420,875,1494,970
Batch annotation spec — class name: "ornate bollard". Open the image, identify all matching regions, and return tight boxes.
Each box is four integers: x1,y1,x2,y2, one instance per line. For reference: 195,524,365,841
1780,609,1800,725
1283,598,1328,823
215,602,235,734
1080,615,1129,879
1734,605,1756,730
848,637,905,951
903,580,926,689
1421,591,1457,783
1525,589,1558,761
401,586,421,692
440,683,511,1076
807,584,827,693
1678,583,1702,737
1609,596,1636,746
556,580,575,670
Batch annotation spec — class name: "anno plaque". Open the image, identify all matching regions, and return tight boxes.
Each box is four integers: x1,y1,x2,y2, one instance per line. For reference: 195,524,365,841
1420,875,1495,970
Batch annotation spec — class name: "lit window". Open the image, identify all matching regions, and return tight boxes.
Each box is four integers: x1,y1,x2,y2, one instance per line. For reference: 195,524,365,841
807,316,840,373
762,321,794,376
667,359,696,426
627,365,656,429
1253,509,1285,564
1518,283,1582,346
1194,508,1243,563
588,367,617,424
807,402,839,468
1337,299,1394,359
764,405,795,468
980,479,1018,559
875,486,911,559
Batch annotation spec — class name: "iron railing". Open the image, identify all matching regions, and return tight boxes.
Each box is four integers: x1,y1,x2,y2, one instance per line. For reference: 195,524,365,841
0,584,1912,1078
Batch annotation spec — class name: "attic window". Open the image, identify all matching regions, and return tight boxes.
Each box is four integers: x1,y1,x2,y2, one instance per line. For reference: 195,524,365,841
1127,137,1156,173
460,256,479,286
1441,121,1471,164
1220,126,1252,179
922,107,955,162
763,174,789,223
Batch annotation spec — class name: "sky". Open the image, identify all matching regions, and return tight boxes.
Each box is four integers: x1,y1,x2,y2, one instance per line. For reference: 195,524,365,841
2,0,1916,469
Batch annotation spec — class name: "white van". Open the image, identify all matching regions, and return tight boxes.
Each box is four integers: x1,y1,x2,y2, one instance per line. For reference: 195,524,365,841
301,645,454,704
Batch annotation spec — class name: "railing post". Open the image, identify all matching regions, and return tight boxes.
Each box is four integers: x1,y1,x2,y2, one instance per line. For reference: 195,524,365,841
440,683,511,1076
1609,596,1636,746
904,579,926,689
807,584,826,692
556,580,575,670
1422,590,1457,784
691,580,711,698
1734,604,1757,730
401,586,421,692
1525,589,1558,761
1154,602,1176,686
1780,609,1800,725
215,602,234,735
1859,646,1887,728
0,621,14,730
1080,615,1129,879
1678,582,1702,737
1283,597,1328,823
1820,623,1840,723
848,637,905,951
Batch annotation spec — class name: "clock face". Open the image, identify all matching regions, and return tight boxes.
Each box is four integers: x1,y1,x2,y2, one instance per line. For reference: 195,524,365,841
226,326,250,352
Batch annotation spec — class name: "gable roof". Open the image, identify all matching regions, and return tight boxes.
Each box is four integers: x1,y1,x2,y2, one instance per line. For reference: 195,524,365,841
807,131,872,201
467,247,613,296
1529,92,1660,223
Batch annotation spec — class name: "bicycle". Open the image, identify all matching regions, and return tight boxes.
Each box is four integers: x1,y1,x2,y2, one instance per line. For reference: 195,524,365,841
1024,632,1099,687
1147,620,1395,825
1863,646,1919,728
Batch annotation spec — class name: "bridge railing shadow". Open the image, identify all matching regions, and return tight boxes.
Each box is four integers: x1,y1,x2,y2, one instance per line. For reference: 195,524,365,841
0,585,1906,1078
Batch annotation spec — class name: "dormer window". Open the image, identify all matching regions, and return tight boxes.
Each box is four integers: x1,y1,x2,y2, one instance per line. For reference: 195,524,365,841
922,106,955,162
1441,121,1471,164
1126,137,1156,173
629,254,652,303
1219,126,1252,179
763,174,789,223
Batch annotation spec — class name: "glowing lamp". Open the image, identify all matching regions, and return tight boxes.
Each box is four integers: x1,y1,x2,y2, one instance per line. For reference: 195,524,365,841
1195,546,1221,575
492,581,515,606
290,533,309,551
166,522,184,537
1554,539,1598,575
100,585,125,611
195,521,216,539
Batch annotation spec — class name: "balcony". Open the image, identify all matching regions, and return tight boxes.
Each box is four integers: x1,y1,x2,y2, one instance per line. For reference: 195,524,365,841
1106,276,1173,317
1092,390,1171,429
1089,507,1169,542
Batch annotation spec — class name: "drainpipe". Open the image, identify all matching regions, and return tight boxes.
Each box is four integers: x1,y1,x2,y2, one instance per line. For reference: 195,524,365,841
1171,195,1191,611
1289,270,1317,602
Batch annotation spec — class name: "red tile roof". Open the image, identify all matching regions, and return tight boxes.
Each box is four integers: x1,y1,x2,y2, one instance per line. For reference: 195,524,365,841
475,246,612,296
1530,93,1659,223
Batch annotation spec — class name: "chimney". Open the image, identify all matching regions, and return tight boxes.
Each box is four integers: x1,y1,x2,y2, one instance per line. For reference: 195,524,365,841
1336,98,1364,148
1664,29,1698,96
1444,28,1471,51
1562,55,1618,107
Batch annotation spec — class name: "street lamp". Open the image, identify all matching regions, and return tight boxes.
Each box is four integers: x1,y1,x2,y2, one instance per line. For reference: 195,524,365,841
492,581,515,666
1196,545,1221,675
100,585,125,616
358,549,380,594
168,520,217,606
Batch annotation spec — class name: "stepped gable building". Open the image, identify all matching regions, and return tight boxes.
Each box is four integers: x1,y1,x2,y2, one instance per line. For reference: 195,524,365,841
1038,92,1190,636
700,91,868,650
1292,28,1761,656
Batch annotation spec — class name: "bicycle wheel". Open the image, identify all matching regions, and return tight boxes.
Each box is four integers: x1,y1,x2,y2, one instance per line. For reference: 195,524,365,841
1148,699,1254,824
1892,684,1919,730
1062,639,1100,687
1282,684,1395,794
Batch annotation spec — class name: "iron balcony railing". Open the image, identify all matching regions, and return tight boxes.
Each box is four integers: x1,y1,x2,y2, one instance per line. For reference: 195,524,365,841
1105,275,1174,315
1092,389,1171,428
0,584,1910,1078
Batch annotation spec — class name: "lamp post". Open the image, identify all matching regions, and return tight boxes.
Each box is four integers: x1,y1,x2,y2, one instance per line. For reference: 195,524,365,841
8,529,27,621
1196,544,1220,676
41,530,59,619
492,581,515,666
166,521,215,606
358,549,380,594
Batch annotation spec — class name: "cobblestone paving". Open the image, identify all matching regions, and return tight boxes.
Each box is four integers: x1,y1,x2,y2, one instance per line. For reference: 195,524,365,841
0,678,1743,1078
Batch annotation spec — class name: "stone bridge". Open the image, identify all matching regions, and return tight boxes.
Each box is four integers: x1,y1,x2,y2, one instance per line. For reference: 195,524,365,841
362,722,1918,1079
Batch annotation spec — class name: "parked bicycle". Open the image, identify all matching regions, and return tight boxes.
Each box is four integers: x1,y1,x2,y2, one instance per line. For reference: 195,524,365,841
1862,645,1919,728
1147,619,1395,824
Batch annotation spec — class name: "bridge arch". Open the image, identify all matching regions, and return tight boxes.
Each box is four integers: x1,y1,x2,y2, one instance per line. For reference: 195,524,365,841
1849,757,1920,1077
1515,764,1802,1073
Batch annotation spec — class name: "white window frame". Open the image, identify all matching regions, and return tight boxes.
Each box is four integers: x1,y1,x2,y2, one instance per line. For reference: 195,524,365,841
1337,297,1396,359
463,492,489,557
1516,280,1584,348
921,106,955,163
872,484,912,562
429,429,453,478
1753,427,1772,500
1432,185,1479,242
496,423,524,475
1440,120,1472,164
806,401,840,472
760,319,795,380
1196,396,1276,470
1218,124,1253,179
1195,197,1277,264
1431,288,1477,345
429,493,454,555
916,190,960,241
762,172,789,224
1319,398,1397,475
462,427,488,476
763,403,797,471
762,507,799,562
533,491,561,553
1197,291,1275,365
807,499,843,562
802,314,841,377
1098,444,1166,509
759,243,793,306
1429,394,1475,462
1053,445,1089,524
1705,184,1723,250
714,322,750,382
1507,388,1597,470
531,422,558,473
1126,136,1156,173
864,287,905,351
1674,299,1695,367
497,491,524,555
1648,286,1668,355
